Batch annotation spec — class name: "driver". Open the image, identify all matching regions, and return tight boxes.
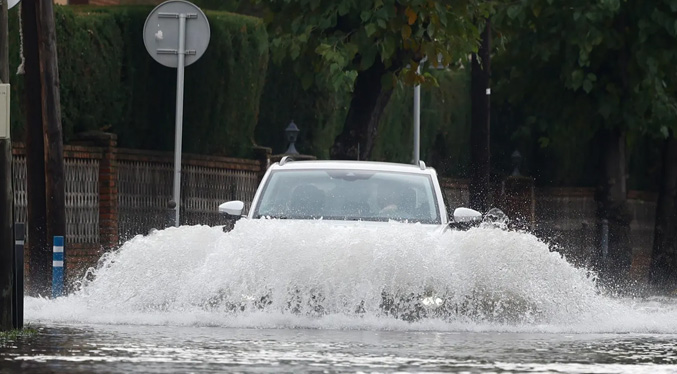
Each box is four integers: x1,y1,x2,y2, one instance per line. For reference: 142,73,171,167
377,183,415,216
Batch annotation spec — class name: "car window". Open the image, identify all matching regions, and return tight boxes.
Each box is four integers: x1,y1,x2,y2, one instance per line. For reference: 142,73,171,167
254,169,440,224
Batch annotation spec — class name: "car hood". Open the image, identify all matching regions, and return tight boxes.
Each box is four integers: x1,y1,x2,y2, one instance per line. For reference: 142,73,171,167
246,217,448,234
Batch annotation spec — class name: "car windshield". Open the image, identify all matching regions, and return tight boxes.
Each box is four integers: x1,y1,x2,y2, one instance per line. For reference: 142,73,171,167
253,169,440,224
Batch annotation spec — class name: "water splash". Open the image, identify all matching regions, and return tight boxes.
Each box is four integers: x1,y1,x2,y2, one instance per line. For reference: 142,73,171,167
25,220,677,332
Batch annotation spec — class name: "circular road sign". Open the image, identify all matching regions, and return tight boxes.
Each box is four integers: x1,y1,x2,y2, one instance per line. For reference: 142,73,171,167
143,0,211,68
9,0,20,9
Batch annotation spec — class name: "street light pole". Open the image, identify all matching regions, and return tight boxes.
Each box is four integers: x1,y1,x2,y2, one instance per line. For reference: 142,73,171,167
413,64,421,165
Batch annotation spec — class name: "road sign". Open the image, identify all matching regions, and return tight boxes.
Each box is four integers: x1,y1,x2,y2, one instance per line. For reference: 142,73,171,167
143,0,210,68
143,0,210,227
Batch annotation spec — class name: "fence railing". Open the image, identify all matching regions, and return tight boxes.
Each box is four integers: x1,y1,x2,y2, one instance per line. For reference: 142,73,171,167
116,155,260,241
12,154,100,244
181,164,259,225
9,139,660,280
65,159,100,243
12,155,26,225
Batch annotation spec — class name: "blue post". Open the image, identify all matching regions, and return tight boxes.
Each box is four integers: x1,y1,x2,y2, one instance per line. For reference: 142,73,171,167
52,236,64,298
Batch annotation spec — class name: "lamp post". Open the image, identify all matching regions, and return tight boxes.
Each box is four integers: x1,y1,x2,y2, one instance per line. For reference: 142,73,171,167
413,64,421,165
285,121,300,155
413,55,447,165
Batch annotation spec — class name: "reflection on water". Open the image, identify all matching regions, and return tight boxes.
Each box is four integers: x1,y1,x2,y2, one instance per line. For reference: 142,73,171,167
2,222,677,372
2,325,677,373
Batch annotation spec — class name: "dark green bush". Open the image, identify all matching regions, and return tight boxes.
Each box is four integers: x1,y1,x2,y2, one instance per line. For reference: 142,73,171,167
255,59,348,158
8,5,268,157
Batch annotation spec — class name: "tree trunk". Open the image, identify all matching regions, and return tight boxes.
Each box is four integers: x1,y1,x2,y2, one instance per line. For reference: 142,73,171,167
23,0,50,297
469,20,491,213
330,59,393,160
595,128,632,284
649,130,677,290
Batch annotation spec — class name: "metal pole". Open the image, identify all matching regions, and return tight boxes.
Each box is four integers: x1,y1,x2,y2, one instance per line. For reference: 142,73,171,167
52,236,64,298
413,65,421,165
172,13,187,227
13,223,24,330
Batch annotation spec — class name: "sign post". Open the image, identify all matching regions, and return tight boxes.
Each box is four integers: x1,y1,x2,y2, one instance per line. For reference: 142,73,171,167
143,0,210,227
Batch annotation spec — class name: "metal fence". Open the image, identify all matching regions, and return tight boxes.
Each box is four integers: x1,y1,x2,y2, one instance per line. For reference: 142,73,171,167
12,155,100,244
181,164,259,224
12,155,26,225
117,160,259,241
65,159,100,243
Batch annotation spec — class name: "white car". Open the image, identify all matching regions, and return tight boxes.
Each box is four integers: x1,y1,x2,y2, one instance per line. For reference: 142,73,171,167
217,157,501,320
219,157,482,228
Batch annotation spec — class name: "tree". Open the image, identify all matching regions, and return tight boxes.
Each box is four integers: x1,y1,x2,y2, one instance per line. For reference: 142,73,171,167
493,0,677,283
260,0,489,160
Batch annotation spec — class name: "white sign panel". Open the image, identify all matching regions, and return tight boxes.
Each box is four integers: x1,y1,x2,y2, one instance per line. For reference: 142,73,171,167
0,84,10,139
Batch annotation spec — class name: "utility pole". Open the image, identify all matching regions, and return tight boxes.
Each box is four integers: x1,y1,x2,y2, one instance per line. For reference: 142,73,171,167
23,0,49,296
0,0,14,332
22,0,66,296
37,0,66,284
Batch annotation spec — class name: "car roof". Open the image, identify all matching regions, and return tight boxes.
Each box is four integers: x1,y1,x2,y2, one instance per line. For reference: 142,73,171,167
269,159,436,175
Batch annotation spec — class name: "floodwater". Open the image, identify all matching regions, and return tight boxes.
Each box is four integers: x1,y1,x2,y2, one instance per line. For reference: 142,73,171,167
2,220,677,373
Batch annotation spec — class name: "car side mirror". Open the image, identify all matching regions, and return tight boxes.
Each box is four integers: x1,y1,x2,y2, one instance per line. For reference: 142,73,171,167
453,207,482,223
219,200,244,216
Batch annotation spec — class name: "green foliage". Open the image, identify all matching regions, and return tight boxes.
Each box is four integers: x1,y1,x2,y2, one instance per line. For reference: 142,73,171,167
7,5,269,157
187,0,241,12
494,0,677,135
0,327,38,341
261,0,489,91
55,8,126,139
255,59,349,158
492,0,677,186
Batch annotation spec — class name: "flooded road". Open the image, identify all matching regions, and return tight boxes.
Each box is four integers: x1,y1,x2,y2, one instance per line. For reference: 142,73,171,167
3,324,677,373
2,221,677,373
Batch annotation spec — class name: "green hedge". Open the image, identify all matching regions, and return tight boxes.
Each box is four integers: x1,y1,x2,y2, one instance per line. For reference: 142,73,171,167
8,5,268,157
255,60,348,159
5,4,471,167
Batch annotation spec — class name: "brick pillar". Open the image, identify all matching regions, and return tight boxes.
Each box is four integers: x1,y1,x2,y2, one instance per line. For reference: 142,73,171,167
71,131,118,250
252,146,272,183
98,134,118,250
502,176,535,230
